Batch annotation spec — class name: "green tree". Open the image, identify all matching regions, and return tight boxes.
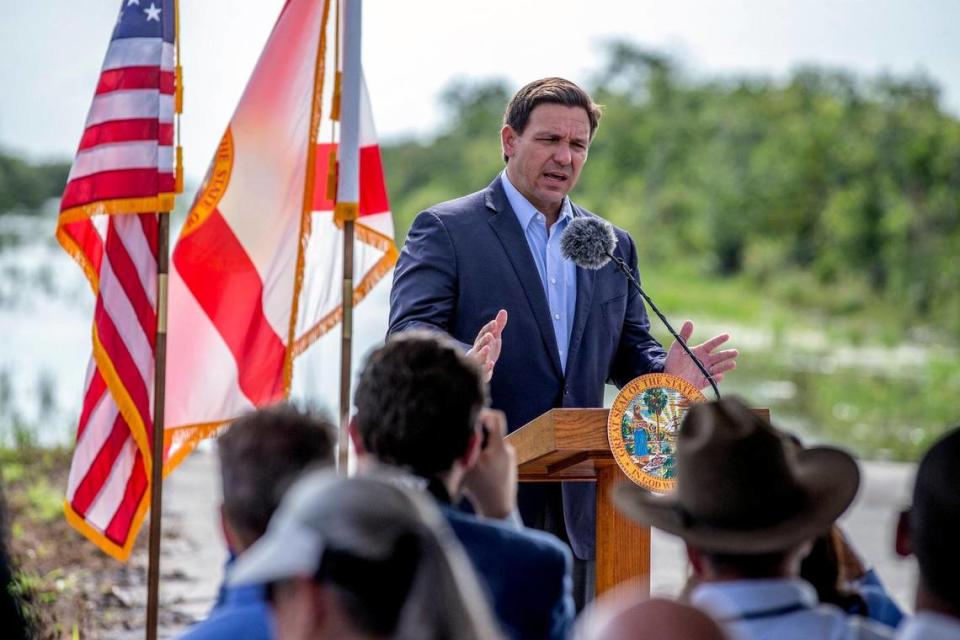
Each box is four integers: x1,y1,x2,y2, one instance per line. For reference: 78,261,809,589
0,151,70,214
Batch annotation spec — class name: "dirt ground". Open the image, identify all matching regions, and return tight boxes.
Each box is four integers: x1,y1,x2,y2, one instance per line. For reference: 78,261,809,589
4,446,223,639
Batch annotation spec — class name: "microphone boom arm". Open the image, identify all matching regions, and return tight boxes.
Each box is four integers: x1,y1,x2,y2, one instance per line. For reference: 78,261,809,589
606,252,721,400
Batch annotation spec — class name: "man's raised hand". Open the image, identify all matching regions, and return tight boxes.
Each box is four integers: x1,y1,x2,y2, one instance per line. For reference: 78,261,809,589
663,320,739,390
462,408,517,520
467,309,508,383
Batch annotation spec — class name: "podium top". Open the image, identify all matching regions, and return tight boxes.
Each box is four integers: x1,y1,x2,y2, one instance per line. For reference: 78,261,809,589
506,408,611,481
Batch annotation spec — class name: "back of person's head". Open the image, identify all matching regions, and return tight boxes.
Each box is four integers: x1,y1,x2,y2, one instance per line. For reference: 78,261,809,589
353,331,487,478
229,471,503,640
578,594,728,640
697,548,805,580
218,404,335,550
903,426,960,611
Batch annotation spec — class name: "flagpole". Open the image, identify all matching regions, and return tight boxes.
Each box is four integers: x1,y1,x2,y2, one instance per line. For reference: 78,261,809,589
145,0,181,636
145,213,170,640
336,0,361,473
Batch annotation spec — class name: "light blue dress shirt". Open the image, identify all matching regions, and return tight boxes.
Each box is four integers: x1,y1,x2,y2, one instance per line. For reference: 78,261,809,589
692,578,894,640
895,612,960,640
500,172,577,372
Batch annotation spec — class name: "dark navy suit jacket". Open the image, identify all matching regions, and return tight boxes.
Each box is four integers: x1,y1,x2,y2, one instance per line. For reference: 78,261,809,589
389,177,666,559
442,505,575,640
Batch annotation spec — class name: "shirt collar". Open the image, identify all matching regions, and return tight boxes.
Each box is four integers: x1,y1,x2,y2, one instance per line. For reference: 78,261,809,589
222,556,269,604
223,581,268,605
691,578,819,621
500,171,573,230
898,612,960,640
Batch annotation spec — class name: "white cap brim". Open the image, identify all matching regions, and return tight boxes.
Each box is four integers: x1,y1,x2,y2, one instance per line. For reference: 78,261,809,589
228,519,323,587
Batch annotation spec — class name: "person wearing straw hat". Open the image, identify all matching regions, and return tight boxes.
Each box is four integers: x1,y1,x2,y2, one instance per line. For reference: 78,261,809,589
614,397,893,640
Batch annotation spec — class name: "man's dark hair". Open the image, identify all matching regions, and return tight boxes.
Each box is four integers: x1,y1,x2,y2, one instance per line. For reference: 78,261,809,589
218,404,335,546
353,331,488,477
910,426,960,608
701,550,794,580
502,77,603,162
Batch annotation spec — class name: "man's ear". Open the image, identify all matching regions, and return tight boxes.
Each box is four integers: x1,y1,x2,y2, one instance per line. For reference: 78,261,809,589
219,504,240,555
347,416,366,457
500,125,517,160
895,509,913,557
460,428,482,471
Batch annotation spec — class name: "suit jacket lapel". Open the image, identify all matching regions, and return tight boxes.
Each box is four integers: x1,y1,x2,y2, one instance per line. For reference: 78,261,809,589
566,256,596,375
485,179,564,378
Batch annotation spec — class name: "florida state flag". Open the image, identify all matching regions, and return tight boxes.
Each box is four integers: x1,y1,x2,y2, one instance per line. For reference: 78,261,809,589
164,0,396,452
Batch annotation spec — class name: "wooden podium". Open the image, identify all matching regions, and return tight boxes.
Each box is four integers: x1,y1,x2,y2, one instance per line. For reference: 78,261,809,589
505,408,648,596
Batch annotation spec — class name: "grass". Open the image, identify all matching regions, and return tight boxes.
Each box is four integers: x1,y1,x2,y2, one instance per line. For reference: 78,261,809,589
636,261,958,461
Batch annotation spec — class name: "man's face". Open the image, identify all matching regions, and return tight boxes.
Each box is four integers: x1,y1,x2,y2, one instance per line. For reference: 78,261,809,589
501,103,591,218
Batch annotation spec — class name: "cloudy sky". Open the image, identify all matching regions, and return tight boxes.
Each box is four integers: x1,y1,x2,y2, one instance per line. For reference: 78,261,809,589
2,0,958,184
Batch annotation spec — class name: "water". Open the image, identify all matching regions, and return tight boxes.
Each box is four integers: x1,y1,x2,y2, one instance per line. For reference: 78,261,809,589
0,208,92,446
1,205,953,461
0,205,391,447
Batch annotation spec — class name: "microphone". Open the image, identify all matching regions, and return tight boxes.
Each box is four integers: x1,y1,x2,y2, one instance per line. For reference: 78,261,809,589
560,216,721,400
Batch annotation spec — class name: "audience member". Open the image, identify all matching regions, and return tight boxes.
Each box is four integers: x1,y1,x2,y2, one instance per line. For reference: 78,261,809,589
780,432,904,628
615,397,893,640
351,330,575,640
894,426,960,639
801,526,904,629
577,584,729,640
229,470,503,640
179,405,336,640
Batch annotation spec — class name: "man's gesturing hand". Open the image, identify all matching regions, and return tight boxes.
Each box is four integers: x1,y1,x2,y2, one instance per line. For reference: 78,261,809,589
663,320,739,390
462,409,517,520
467,309,508,383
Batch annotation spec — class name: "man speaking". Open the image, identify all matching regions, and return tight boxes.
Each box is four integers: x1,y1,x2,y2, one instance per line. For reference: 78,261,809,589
388,77,738,606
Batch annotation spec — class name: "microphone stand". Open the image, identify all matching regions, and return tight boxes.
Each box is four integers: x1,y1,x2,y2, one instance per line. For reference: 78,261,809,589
606,252,721,400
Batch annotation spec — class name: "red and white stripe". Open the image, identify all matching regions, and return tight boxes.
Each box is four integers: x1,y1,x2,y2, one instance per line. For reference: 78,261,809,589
63,215,160,557
60,38,175,216
58,5,174,560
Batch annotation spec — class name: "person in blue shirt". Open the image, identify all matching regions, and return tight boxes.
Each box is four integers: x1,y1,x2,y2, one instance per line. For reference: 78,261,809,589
800,527,905,630
178,405,336,640
350,331,576,640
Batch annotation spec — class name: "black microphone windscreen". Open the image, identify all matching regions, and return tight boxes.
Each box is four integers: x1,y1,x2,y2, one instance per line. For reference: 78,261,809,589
560,216,617,270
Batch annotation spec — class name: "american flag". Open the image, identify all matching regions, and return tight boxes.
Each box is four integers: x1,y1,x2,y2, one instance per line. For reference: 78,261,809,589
57,0,177,560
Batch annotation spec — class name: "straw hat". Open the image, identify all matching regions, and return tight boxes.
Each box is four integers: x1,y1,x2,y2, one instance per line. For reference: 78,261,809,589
614,397,860,553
